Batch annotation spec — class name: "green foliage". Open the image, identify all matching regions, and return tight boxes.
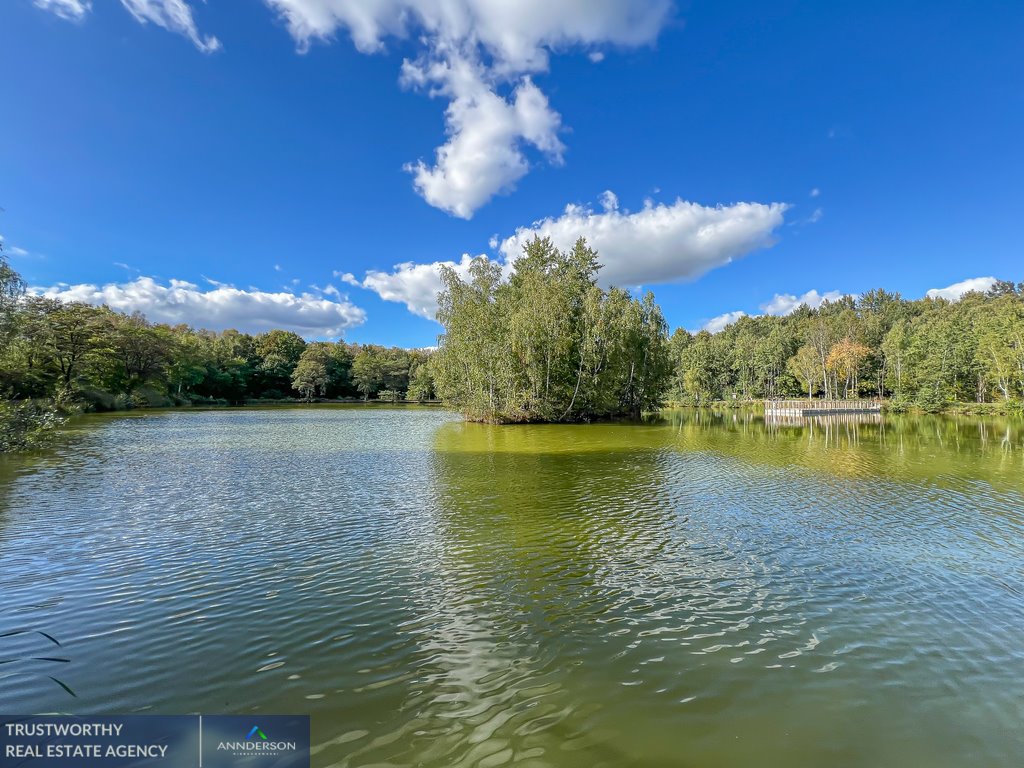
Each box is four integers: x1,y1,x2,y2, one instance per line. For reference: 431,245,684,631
0,400,66,452
0,253,438,451
672,282,1024,408
433,237,672,422
406,363,434,402
2,240,1020,439
0,247,26,340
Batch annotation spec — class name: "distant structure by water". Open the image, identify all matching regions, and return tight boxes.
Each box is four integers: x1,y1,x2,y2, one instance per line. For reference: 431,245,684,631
764,399,882,417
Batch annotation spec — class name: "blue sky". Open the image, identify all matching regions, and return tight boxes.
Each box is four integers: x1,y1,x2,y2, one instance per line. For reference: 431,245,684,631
1,1,1022,346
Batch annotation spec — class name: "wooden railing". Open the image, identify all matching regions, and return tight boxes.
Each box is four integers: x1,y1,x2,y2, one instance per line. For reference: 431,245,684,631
764,399,881,414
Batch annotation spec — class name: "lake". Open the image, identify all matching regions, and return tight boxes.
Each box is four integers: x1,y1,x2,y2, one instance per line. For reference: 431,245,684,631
1,406,1023,767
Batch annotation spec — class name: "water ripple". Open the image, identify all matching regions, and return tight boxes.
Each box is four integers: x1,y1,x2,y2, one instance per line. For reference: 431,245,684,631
0,407,1022,767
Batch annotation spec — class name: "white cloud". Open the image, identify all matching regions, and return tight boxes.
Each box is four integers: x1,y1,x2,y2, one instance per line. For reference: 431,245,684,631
264,1,671,66
402,58,563,218
697,277,1002,335
807,207,823,224
346,253,484,319
33,0,91,21
698,289,849,334
599,189,619,211
588,51,606,63
499,194,788,287
925,276,996,302
760,289,845,316
264,0,672,216
810,187,820,198
0,235,32,259
335,271,359,286
346,193,787,321
120,0,220,52
35,277,365,337
701,310,746,334
35,0,219,51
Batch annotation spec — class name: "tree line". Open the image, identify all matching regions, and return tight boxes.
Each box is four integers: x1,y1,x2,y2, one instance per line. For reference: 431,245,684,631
670,283,1024,410
2,235,1023,446
0,246,435,448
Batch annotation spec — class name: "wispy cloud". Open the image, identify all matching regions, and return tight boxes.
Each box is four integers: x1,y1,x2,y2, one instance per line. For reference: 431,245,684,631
34,0,219,52
1,234,34,259
119,0,220,52
33,0,90,22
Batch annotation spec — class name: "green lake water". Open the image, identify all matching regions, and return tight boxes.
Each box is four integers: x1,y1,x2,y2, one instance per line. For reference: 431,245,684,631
1,406,1022,767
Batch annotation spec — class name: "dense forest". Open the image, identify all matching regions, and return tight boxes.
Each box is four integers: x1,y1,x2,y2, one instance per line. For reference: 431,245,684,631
669,282,1024,410
2,235,1023,448
0,247,434,448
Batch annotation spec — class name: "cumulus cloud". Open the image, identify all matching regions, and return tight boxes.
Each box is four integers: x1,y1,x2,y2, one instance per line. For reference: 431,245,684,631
35,277,365,337
760,289,845,316
498,194,788,287
33,0,90,21
120,0,220,52
925,276,996,302
698,289,849,333
344,253,483,319
345,193,788,321
40,0,672,214
264,0,672,216
401,59,563,218
701,310,747,334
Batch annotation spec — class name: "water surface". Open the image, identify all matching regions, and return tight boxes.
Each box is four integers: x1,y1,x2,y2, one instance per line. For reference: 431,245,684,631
1,406,1022,767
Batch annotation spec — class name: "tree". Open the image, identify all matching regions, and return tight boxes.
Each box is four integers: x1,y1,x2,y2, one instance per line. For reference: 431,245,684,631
291,343,333,401
254,329,306,396
351,347,386,400
39,300,106,388
406,363,434,402
106,313,176,393
788,344,822,398
826,338,871,398
0,248,26,342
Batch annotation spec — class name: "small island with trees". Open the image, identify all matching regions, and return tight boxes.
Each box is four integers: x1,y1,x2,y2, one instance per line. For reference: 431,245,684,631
2,236,1023,450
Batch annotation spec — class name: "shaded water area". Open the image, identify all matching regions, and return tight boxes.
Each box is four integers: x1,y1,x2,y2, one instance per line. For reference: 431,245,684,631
1,406,1023,767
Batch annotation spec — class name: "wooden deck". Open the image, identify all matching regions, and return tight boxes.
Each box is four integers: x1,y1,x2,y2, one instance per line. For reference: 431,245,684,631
764,399,881,416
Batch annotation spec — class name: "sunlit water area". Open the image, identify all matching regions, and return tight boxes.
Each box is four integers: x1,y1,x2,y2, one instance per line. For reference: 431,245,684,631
1,406,1023,767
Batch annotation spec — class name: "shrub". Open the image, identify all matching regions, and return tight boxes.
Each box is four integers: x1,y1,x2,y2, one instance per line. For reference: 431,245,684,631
0,400,66,452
